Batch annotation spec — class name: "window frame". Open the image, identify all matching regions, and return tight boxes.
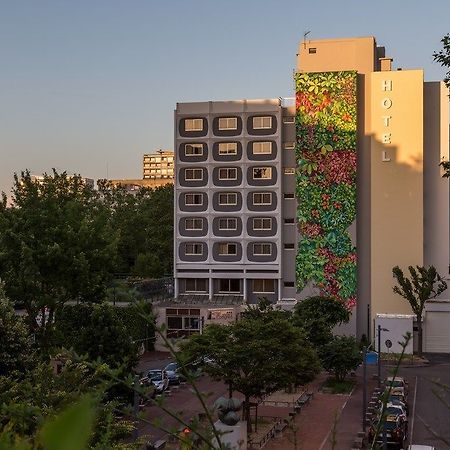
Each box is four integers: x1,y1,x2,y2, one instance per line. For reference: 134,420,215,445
218,217,238,231
218,117,238,131
252,167,272,180
185,278,208,293
218,192,238,206
218,167,238,180
252,192,272,205
185,143,204,156
284,168,295,175
185,242,203,255
253,242,272,256
184,193,203,206
252,217,272,230
185,218,203,230
185,168,203,181
218,242,238,256
253,279,275,294
252,141,272,155
252,116,272,130
219,278,240,293
218,142,238,155
185,118,204,132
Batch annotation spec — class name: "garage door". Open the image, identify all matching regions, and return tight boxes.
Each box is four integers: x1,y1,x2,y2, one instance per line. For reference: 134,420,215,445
424,311,450,353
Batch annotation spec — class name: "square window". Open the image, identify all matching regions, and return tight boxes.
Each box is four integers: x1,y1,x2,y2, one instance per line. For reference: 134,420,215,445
185,242,203,255
185,118,203,131
252,192,272,205
253,217,272,230
253,242,272,255
218,117,238,130
185,143,203,156
252,142,272,154
185,168,203,180
185,278,207,292
253,167,272,179
185,218,203,230
218,192,238,205
219,167,238,180
185,193,203,205
218,242,237,255
219,279,240,293
253,279,275,294
218,142,238,155
253,116,272,129
219,218,237,230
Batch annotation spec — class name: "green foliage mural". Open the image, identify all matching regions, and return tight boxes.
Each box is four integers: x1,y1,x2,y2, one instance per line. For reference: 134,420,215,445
295,71,357,307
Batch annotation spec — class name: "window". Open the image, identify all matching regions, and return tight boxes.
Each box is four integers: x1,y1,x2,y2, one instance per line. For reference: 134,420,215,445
253,279,275,294
185,278,207,292
219,279,240,293
218,242,237,255
284,168,295,175
284,193,295,199
284,281,295,287
253,242,272,255
253,116,272,129
219,218,237,230
185,218,203,230
218,192,237,205
253,192,272,205
253,217,272,230
185,143,203,156
185,193,203,205
283,116,295,124
167,308,201,338
219,167,238,180
185,168,203,180
185,243,203,255
308,48,317,54
284,243,295,249
218,142,238,155
252,142,272,154
218,117,238,130
185,118,203,131
284,218,295,224
284,142,295,149
253,167,272,179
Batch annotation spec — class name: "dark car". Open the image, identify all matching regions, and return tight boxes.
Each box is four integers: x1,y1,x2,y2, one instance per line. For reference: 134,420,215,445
369,414,407,449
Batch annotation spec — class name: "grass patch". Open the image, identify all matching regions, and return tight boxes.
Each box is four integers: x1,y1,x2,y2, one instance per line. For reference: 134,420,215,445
321,378,355,394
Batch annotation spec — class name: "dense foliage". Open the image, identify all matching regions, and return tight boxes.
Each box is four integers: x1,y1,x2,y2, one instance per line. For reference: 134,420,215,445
433,33,450,87
295,71,357,307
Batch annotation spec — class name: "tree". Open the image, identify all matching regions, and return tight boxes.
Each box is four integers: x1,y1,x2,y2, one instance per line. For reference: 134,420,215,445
0,170,117,351
292,296,350,348
392,265,447,356
181,316,320,432
320,335,362,381
433,33,450,87
0,284,34,377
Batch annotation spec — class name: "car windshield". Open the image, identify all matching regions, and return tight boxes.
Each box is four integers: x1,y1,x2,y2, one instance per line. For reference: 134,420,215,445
165,363,178,372
386,406,402,415
149,371,162,381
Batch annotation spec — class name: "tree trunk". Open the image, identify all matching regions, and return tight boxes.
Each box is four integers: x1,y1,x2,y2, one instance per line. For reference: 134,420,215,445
228,382,233,399
417,314,423,357
244,395,252,433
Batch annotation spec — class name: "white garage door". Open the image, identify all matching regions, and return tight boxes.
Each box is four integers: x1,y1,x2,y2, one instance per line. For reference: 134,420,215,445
424,311,450,353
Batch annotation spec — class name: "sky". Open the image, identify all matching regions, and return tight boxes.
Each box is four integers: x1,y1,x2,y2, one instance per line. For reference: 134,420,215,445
1,0,449,197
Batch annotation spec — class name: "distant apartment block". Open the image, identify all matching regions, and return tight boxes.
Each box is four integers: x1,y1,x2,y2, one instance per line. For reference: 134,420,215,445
143,150,174,180
107,178,172,193
31,174,95,189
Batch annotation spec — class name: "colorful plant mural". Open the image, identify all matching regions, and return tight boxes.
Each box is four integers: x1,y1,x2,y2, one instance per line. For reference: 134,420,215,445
295,71,357,307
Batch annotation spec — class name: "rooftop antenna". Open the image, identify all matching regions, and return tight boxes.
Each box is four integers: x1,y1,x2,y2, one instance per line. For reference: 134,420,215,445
303,31,311,48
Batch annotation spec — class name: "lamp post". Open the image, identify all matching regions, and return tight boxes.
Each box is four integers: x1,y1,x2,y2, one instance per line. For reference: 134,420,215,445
362,346,367,432
377,325,389,388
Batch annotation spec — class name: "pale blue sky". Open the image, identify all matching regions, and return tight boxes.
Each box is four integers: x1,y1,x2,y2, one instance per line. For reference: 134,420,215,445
1,0,449,196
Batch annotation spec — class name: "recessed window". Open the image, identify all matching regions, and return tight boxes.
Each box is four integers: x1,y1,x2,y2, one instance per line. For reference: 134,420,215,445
218,117,238,130
284,218,295,224
185,168,203,180
284,168,295,175
283,116,295,124
218,142,238,155
253,279,275,294
252,142,272,154
185,143,203,156
219,192,238,205
219,218,237,230
284,193,295,199
185,243,203,255
219,168,238,180
253,217,272,230
218,242,237,255
284,142,295,149
253,192,272,205
284,281,295,287
219,279,240,293
253,242,272,256
185,278,208,293
185,218,203,230
253,116,272,129
185,118,203,131
253,167,272,179
308,48,317,54
284,243,295,250
185,193,203,205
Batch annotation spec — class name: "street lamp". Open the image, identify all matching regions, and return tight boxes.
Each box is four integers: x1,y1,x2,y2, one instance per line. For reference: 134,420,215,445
377,325,389,388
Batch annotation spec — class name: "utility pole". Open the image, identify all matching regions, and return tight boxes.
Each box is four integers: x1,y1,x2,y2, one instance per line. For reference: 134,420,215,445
362,346,367,432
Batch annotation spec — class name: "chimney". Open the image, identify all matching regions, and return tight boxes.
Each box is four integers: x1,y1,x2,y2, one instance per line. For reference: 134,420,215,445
380,57,393,71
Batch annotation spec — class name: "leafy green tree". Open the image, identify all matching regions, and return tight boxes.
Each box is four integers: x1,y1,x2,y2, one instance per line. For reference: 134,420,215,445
392,265,447,356
320,335,362,382
433,33,450,87
0,284,34,377
292,296,350,348
181,316,320,432
0,170,117,351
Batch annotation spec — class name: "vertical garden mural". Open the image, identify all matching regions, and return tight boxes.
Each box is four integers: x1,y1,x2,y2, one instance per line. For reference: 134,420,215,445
294,71,357,307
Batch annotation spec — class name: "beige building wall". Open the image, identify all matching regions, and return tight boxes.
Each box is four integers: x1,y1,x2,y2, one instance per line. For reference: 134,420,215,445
369,70,424,316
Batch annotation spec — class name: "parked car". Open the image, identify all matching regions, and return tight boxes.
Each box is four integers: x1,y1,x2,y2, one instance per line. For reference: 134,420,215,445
164,362,187,383
380,403,408,422
368,413,407,448
407,446,436,450
385,376,409,398
146,369,169,394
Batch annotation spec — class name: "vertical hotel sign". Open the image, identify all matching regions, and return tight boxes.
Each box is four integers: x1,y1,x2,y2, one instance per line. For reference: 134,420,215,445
294,71,357,307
